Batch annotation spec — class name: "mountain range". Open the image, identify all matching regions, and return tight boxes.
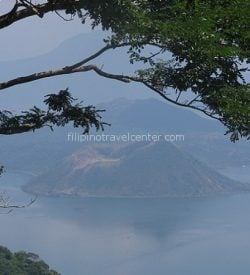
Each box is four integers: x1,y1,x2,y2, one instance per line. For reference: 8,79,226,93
0,98,249,174
0,32,249,197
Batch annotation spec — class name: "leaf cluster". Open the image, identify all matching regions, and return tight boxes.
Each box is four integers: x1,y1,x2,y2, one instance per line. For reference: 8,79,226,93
0,89,108,135
0,246,59,275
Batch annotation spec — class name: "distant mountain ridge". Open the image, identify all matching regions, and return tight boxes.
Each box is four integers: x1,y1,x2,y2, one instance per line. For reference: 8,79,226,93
1,31,249,198
1,98,249,175
24,141,249,197
98,97,223,134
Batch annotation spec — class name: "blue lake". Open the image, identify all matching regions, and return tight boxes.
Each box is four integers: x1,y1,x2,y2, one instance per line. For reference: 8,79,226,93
0,166,250,275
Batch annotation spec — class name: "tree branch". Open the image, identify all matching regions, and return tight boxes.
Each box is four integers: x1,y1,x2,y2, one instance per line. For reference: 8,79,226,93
19,0,44,18
0,193,37,214
141,82,223,122
0,89,110,135
0,64,133,90
65,42,129,71
0,42,132,90
0,1,76,29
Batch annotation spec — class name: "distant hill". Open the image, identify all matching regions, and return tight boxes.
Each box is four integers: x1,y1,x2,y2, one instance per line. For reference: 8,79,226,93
98,97,223,133
1,98,248,175
23,141,249,198
0,31,151,111
98,98,250,168
0,32,248,172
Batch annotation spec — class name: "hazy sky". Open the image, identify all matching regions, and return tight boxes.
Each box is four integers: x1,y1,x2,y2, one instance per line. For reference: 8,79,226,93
1,1,248,112
0,0,92,61
0,2,157,110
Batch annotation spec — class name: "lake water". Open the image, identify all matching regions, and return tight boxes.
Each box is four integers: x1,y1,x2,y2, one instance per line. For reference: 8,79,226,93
0,166,250,275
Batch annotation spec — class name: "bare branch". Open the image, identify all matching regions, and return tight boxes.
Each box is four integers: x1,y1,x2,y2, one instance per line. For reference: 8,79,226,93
141,82,222,122
0,64,133,90
89,65,133,83
0,185,37,213
0,196,37,209
187,95,201,106
176,90,182,103
0,43,131,90
54,10,73,21
66,42,129,71
0,195,37,214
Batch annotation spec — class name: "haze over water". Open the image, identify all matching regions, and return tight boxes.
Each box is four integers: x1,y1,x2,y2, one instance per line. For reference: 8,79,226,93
0,166,250,275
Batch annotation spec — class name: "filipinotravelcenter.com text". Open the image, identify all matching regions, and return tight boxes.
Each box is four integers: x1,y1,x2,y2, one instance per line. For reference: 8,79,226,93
67,132,185,143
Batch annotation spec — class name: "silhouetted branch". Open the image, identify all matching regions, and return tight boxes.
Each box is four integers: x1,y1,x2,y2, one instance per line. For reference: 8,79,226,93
0,193,37,214
0,89,109,135
0,1,79,29
0,43,131,90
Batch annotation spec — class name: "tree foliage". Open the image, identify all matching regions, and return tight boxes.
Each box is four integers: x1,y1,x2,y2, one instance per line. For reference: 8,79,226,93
0,89,107,135
0,0,249,141
0,245,59,275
